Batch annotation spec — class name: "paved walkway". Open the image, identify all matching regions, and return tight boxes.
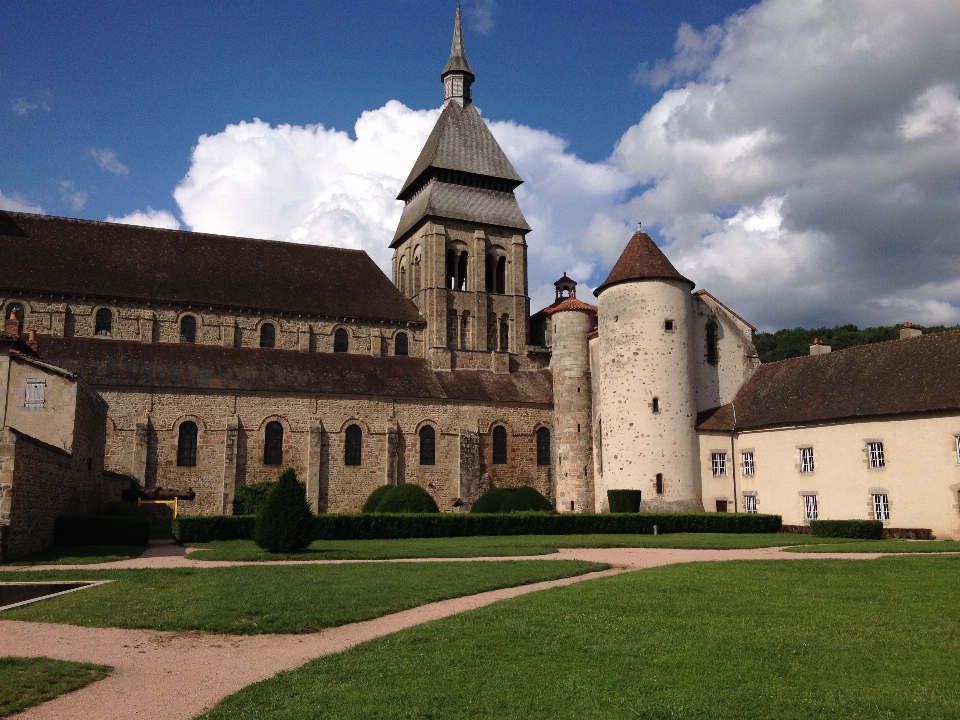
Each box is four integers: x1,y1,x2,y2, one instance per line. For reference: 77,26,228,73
1,543,891,719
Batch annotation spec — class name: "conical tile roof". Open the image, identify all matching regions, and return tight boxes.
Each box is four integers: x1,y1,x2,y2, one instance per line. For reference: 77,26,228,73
594,229,694,296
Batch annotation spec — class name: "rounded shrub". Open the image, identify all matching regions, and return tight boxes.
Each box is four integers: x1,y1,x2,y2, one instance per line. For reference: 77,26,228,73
470,488,513,513
254,468,314,553
607,489,643,513
372,483,440,514
361,484,395,514
501,486,553,513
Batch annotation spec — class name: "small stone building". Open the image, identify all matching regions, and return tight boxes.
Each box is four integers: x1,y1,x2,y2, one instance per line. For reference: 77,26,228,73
0,328,107,561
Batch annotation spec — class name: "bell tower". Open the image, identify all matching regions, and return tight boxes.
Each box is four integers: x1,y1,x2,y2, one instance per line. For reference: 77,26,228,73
391,8,532,372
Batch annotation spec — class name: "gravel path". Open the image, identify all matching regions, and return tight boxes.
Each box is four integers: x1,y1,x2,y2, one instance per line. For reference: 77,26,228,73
1,543,890,719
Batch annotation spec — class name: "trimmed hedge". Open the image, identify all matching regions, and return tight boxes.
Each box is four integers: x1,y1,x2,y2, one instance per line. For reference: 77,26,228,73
370,483,439,514
501,486,553,513
361,485,395,514
470,488,513,514
233,481,277,516
172,515,256,543
174,511,782,543
254,469,314,552
54,515,151,546
810,519,883,539
608,490,642,513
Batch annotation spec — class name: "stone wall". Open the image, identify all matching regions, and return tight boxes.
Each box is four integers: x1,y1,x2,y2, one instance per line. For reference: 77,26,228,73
100,387,554,515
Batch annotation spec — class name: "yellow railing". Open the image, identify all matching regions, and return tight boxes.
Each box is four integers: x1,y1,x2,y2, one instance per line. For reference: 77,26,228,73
137,497,179,518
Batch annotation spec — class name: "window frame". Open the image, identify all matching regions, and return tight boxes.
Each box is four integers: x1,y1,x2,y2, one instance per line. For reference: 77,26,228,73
344,424,362,466
711,452,727,477
24,378,45,409
177,421,198,467
179,315,197,344
800,447,815,473
742,451,755,476
803,494,818,521
868,441,885,469
743,495,757,514
492,425,508,465
94,308,113,337
873,493,890,522
395,332,409,357
263,421,284,465
536,427,551,466
260,323,276,349
419,425,436,466
334,328,349,353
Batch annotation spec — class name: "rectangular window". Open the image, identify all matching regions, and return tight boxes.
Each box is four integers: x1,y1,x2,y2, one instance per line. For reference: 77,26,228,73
742,452,755,476
800,447,815,473
24,378,45,408
743,495,757,514
803,494,818,521
955,436,960,465
873,494,890,522
715,500,728,513
868,442,885,469
711,452,727,477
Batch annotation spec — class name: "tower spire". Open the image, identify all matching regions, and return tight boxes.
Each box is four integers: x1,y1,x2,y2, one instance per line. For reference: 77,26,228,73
441,6,475,106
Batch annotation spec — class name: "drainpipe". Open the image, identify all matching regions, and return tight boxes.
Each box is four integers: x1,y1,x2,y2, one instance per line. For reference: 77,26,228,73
730,403,738,513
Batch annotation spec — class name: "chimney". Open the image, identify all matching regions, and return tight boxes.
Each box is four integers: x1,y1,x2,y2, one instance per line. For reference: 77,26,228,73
4,310,20,336
809,337,831,355
26,330,38,353
900,322,922,340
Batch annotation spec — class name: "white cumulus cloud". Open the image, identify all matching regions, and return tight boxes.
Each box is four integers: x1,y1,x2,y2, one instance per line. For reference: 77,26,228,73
0,190,43,214
106,207,181,230
89,148,130,176
608,0,960,330
59,181,87,211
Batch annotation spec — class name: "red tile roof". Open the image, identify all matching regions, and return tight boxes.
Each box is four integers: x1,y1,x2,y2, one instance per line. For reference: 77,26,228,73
537,297,597,316
0,211,422,325
594,229,693,296
36,336,553,405
697,330,960,431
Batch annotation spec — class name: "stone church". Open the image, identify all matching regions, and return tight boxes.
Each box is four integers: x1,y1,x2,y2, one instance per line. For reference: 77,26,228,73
1,9,958,542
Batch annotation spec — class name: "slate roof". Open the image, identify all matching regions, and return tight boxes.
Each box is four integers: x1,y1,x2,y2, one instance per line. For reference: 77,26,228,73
696,330,960,431
0,212,422,325
398,102,522,200
36,335,553,405
392,181,530,245
594,228,694,296
441,6,474,79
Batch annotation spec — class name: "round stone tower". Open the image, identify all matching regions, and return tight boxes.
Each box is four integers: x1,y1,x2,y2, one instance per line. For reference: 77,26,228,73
593,226,702,511
547,274,596,512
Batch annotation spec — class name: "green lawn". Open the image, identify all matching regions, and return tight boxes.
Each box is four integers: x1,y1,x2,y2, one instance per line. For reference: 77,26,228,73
1,561,603,634
186,533,851,561
3,544,146,566
0,657,110,717
787,539,960,553
201,555,960,719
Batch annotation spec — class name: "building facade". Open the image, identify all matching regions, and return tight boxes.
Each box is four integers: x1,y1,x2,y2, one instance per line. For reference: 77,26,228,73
0,10,958,540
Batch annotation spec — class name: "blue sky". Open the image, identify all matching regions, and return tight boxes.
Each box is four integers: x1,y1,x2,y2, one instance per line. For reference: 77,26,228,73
3,1,959,330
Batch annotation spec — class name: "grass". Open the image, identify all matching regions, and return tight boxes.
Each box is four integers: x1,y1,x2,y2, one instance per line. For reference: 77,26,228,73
4,544,146,566
0,561,603,634
787,539,960,553
0,656,110,717
201,555,960,719
186,533,852,561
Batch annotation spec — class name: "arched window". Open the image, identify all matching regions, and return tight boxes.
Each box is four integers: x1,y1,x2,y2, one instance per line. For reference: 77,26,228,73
706,322,718,365
344,424,362,465
413,254,422,293
492,425,507,465
260,323,275,348
395,332,409,356
536,427,551,466
419,425,436,466
334,328,349,353
95,308,113,337
456,251,468,290
177,421,198,467
495,256,506,294
180,315,196,343
446,249,457,289
399,266,407,296
264,421,283,465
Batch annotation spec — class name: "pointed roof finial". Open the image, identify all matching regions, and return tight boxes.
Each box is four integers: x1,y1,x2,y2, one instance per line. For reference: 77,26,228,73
442,6,475,79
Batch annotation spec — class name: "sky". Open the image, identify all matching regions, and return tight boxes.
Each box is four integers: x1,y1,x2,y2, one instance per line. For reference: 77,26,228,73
2,0,959,332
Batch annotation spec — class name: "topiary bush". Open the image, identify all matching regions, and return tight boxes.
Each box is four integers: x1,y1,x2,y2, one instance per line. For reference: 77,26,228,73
361,484,395,514
470,488,514,513
254,468,314,553
233,481,277,516
607,490,642,513
500,486,553,513
810,519,883,539
371,483,439,514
